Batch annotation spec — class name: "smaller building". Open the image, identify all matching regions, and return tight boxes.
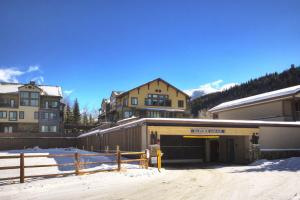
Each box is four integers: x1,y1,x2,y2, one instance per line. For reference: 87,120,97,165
0,81,64,133
99,78,191,122
209,85,300,121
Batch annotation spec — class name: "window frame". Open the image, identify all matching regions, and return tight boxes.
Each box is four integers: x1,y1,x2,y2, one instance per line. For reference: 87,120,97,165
9,111,17,121
19,111,25,119
0,111,7,119
131,97,138,105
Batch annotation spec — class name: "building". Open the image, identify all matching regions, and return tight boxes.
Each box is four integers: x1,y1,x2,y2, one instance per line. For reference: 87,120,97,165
99,78,191,122
0,81,64,133
209,85,300,121
78,118,300,164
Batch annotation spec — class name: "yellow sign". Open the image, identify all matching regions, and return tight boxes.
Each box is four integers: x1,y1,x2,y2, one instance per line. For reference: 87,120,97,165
183,135,220,139
148,126,259,136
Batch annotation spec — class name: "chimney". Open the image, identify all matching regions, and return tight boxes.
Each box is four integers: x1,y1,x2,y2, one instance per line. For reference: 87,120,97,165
29,81,36,85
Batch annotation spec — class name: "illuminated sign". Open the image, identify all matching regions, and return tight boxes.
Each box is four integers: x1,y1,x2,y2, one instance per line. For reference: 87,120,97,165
190,128,225,134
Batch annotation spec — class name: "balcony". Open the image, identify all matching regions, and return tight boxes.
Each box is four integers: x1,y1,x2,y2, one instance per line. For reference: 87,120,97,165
144,98,172,107
0,103,18,108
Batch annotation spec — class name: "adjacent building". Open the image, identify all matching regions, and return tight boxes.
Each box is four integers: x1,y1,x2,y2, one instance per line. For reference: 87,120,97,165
209,85,300,121
99,78,191,122
0,81,64,133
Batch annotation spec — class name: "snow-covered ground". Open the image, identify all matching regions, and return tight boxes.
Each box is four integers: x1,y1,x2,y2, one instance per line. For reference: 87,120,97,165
0,147,146,182
1,151,300,200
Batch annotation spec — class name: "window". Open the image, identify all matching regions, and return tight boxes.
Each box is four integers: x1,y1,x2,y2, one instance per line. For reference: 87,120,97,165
10,99,16,107
0,111,7,119
51,101,58,108
4,126,13,133
296,102,300,112
0,98,10,107
20,91,39,107
34,112,39,120
178,100,184,108
124,111,132,118
131,97,138,105
45,101,49,109
41,112,57,120
41,125,57,133
123,98,128,106
145,94,171,107
9,111,17,121
19,111,24,119
30,99,39,106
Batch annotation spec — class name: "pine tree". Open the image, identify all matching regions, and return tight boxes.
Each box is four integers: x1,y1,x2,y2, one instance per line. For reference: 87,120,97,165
65,102,72,124
72,98,81,125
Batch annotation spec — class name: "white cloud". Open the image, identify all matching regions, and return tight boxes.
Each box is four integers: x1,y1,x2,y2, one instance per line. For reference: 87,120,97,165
31,76,44,85
0,68,25,83
185,80,238,99
0,65,42,83
27,65,40,73
63,90,74,96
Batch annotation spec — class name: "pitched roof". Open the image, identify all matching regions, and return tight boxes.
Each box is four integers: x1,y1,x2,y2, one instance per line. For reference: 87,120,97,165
118,78,190,98
209,85,300,113
0,82,62,97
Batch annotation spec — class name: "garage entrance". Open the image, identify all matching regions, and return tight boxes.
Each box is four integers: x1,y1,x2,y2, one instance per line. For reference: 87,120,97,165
160,135,205,163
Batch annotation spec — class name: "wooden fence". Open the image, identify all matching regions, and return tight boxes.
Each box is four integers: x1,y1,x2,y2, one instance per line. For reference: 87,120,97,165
0,148,155,184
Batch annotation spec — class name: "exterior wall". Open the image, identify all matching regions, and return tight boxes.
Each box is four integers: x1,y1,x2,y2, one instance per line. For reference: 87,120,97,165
78,126,143,152
217,100,286,121
259,126,300,150
126,80,188,110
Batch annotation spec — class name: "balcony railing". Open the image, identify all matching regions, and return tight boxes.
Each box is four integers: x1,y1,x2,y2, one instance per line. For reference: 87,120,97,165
0,103,18,108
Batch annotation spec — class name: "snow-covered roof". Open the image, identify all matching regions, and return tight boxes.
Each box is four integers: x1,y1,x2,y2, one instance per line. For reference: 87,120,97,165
78,117,300,138
209,85,300,113
0,82,62,97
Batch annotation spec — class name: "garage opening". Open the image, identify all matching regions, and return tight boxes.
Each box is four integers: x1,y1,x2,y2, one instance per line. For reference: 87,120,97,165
160,135,205,163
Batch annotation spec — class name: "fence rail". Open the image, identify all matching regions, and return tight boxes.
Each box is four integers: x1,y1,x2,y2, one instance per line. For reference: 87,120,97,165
0,147,153,184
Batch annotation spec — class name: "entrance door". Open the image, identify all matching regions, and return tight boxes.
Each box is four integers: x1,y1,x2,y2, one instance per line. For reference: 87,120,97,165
210,140,219,162
226,139,235,163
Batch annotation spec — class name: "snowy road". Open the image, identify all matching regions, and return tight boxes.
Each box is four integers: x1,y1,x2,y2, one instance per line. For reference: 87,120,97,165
1,159,300,200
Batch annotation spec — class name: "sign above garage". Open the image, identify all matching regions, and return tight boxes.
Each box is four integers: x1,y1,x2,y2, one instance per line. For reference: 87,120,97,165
148,126,259,136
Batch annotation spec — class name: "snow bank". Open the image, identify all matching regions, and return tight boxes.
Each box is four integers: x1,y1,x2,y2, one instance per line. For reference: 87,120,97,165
249,157,300,171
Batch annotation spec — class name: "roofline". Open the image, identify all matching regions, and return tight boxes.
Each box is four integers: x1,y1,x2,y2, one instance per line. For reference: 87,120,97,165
209,90,300,113
78,118,300,138
118,78,190,98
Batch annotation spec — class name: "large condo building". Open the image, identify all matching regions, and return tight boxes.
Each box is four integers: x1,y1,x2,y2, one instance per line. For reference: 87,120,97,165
99,78,191,122
0,81,64,133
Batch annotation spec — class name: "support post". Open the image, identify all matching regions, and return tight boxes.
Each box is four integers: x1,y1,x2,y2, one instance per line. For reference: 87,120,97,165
116,145,121,171
145,149,149,169
91,145,94,152
20,153,25,183
157,149,161,172
75,153,80,175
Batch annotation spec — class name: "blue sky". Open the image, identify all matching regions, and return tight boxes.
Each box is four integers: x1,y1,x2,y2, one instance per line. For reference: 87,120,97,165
0,0,300,111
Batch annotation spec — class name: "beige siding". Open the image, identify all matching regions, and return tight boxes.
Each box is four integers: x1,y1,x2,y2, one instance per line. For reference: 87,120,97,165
217,101,284,121
259,126,300,149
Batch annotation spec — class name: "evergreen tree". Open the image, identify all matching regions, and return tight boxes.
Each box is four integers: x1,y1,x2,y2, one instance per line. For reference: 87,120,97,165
72,98,81,125
65,102,72,124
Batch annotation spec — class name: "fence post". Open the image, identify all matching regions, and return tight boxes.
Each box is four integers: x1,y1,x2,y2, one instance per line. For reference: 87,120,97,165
157,149,161,172
145,149,149,169
20,153,25,183
116,145,121,171
75,153,80,175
